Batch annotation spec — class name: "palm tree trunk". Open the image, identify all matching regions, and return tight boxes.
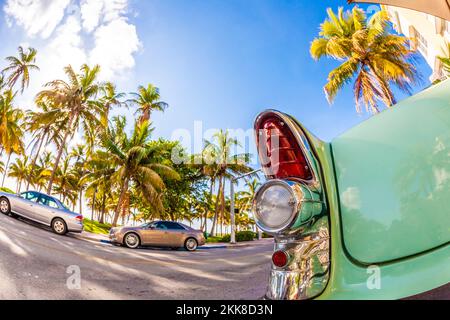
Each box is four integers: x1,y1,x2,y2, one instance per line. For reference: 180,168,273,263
140,109,151,124
26,132,47,190
113,178,129,227
210,176,223,236
203,180,214,232
220,178,226,236
79,189,83,215
100,193,106,224
47,112,76,194
91,189,96,221
2,153,12,188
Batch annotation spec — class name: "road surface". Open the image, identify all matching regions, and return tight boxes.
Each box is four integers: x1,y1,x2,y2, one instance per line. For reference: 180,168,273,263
0,212,273,300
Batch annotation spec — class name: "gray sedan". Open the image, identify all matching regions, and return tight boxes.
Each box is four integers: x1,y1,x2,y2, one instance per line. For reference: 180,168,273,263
0,191,84,235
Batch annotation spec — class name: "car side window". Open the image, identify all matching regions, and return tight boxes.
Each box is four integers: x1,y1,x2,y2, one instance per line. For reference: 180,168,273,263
166,222,185,230
155,222,168,230
38,196,59,209
22,192,40,203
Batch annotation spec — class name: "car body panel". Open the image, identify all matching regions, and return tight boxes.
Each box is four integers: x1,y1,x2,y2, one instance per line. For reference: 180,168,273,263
0,191,83,233
320,142,450,299
284,97,449,299
331,80,450,264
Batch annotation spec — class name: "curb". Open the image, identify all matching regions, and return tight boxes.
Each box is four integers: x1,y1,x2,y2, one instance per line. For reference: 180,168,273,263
70,233,110,244
72,233,273,249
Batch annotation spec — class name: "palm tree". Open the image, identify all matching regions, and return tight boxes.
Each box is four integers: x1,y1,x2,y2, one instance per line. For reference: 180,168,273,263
103,119,180,227
35,64,104,194
238,178,261,213
53,154,77,207
70,145,89,214
310,7,420,113
32,152,53,192
2,46,39,93
25,102,63,190
99,82,126,126
84,150,116,223
204,130,253,236
0,90,25,187
8,155,30,193
195,147,220,233
129,84,168,123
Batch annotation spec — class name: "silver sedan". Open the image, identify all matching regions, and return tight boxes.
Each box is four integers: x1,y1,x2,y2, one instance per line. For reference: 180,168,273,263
0,191,84,235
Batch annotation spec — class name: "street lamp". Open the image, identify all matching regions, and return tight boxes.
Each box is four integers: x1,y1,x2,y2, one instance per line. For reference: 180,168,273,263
229,169,262,244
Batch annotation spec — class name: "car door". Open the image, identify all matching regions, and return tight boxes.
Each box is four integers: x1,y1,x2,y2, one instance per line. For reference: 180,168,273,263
164,222,187,247
34,195,59,225
14,192,40,220
142,222,168,245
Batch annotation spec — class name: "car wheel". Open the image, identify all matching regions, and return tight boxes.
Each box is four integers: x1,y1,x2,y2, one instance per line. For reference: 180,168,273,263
124,233,140,249
0,198,11,215
184,238,198,252
52,218,68,235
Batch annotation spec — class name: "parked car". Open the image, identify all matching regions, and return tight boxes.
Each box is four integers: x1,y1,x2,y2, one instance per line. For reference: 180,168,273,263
109,220,206,251
0,191,84,235
252,80,450,300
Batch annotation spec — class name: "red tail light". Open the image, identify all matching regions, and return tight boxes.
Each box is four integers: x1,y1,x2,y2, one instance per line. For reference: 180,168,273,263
272,250,289,268
75,215,83,222
255,112,313,181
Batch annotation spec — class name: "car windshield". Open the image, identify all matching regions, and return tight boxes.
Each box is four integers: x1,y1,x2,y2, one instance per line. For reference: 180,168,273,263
140,223,151,228
56,199,69,211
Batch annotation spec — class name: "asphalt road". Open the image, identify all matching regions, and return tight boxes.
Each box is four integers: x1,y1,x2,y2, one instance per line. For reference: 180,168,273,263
0,212,273,300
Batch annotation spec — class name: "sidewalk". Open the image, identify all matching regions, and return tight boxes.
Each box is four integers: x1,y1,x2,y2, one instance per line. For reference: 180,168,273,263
71,230,274,249
70,231,110,244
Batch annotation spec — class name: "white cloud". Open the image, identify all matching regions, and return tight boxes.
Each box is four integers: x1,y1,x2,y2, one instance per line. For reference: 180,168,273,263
80,0,104,32
89,18,141,80
3,0,142,85
80,0,129,33
4,0,71,39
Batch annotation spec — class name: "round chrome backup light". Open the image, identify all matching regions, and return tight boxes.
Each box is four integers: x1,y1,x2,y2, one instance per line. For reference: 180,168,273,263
253,180,298,234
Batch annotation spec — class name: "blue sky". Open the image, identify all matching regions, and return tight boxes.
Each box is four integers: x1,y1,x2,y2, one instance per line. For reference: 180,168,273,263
129,0,431,143
0,0,432,159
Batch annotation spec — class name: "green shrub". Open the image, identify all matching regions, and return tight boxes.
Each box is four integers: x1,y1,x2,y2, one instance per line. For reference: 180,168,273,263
219,231,256,243
236,231,256,242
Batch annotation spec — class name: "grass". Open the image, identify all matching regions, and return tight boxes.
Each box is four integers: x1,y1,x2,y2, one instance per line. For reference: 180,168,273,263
0,187,15,194
83,218,112,235
206,236,224,243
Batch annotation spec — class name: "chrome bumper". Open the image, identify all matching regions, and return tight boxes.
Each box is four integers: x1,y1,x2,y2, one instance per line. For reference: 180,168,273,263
266,218,330,300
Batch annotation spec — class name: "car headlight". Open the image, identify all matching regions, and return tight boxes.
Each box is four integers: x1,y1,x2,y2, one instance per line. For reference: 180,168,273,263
253,179,323,235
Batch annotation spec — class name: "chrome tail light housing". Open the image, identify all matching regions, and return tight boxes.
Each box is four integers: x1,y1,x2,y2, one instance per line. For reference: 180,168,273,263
254,110,330,300
253,179,323,235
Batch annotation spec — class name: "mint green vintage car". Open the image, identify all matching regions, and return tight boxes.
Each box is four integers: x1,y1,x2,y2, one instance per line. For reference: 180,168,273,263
252,79,450,300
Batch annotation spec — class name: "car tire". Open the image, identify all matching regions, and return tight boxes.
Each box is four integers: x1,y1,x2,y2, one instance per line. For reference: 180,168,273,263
123,233,140,249
0,197,11,215
51,218,68,235
184,238,198,252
